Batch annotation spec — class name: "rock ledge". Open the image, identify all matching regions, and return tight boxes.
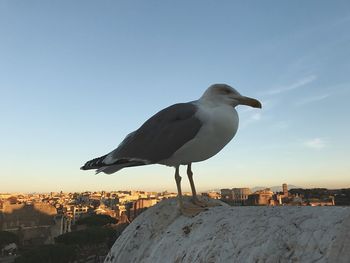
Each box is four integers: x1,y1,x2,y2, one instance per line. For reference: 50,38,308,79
105,198,350,263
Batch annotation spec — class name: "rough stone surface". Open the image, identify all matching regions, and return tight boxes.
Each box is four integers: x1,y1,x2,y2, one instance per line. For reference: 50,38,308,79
105,198,350,263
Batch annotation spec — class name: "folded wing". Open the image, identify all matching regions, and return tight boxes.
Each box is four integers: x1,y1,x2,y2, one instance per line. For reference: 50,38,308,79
81,102,202,174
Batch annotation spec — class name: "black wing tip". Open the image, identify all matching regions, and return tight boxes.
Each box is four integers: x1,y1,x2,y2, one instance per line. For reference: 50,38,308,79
81,155,150,172
80,154,108,171
80,163,92,170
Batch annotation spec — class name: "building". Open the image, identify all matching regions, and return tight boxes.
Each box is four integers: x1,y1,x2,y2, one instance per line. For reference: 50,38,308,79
307,197,335,206
0,201,57,231
221,189,233,200
57,215,71,234
201,191,221,200
232,188,251,205
282,183,289,197
247,189,274,206
94,204,117,218
115,204,127,219
129,198,158,221
221,188,251,205
65,205,89,223
0,201,60,245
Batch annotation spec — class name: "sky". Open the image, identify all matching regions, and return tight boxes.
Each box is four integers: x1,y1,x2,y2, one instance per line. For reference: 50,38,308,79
1,1,350,193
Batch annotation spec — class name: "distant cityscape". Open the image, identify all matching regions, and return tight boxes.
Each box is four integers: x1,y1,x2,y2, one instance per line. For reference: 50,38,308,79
1,184,350,262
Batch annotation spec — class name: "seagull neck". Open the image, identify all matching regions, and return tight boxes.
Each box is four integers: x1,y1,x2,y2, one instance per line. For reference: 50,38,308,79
197,97,230,108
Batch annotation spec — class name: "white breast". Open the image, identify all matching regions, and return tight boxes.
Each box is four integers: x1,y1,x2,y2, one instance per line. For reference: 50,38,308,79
160,102,239,167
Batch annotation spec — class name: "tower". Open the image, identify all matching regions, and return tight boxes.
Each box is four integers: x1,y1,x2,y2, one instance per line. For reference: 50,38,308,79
282,183,288,197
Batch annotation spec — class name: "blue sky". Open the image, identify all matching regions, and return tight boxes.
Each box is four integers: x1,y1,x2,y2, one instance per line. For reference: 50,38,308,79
1,1,349,193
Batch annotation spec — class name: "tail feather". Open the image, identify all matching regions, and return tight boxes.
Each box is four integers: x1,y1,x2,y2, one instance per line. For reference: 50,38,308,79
80,154,108,170
96,161,146,174
81,155,147,174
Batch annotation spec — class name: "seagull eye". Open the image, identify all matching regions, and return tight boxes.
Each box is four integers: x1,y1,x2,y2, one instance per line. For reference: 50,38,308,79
222,88,231,95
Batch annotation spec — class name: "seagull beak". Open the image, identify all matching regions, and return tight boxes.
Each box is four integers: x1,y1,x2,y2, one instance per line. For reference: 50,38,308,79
236,96,262,108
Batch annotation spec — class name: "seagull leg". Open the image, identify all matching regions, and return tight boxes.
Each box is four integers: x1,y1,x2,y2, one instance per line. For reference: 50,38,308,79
175,166,206,217
187,164,222,208
175,166,184,209
187,163,206,207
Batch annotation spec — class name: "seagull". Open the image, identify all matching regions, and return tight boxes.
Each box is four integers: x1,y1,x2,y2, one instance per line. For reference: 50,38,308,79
81,84,262,216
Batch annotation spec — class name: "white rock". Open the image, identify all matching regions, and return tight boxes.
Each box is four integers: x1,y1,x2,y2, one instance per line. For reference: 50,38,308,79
105,198,350,263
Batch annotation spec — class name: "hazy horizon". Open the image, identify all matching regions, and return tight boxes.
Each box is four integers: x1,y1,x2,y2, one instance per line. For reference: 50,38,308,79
0,181,345,195
1,1,350,193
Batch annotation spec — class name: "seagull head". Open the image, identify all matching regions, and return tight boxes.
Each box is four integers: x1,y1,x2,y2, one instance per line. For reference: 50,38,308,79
200,84,262,108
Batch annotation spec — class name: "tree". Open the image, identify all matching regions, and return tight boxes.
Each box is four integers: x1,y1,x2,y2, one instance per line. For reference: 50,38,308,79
107,223,128,248
53,223,129,261
0,231,18,248
14,244,75,263
55,227,116,246
76,214,117,227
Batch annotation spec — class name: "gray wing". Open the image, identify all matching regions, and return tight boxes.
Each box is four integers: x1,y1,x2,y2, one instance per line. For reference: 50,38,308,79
108,102,202,163
81,102,202,173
